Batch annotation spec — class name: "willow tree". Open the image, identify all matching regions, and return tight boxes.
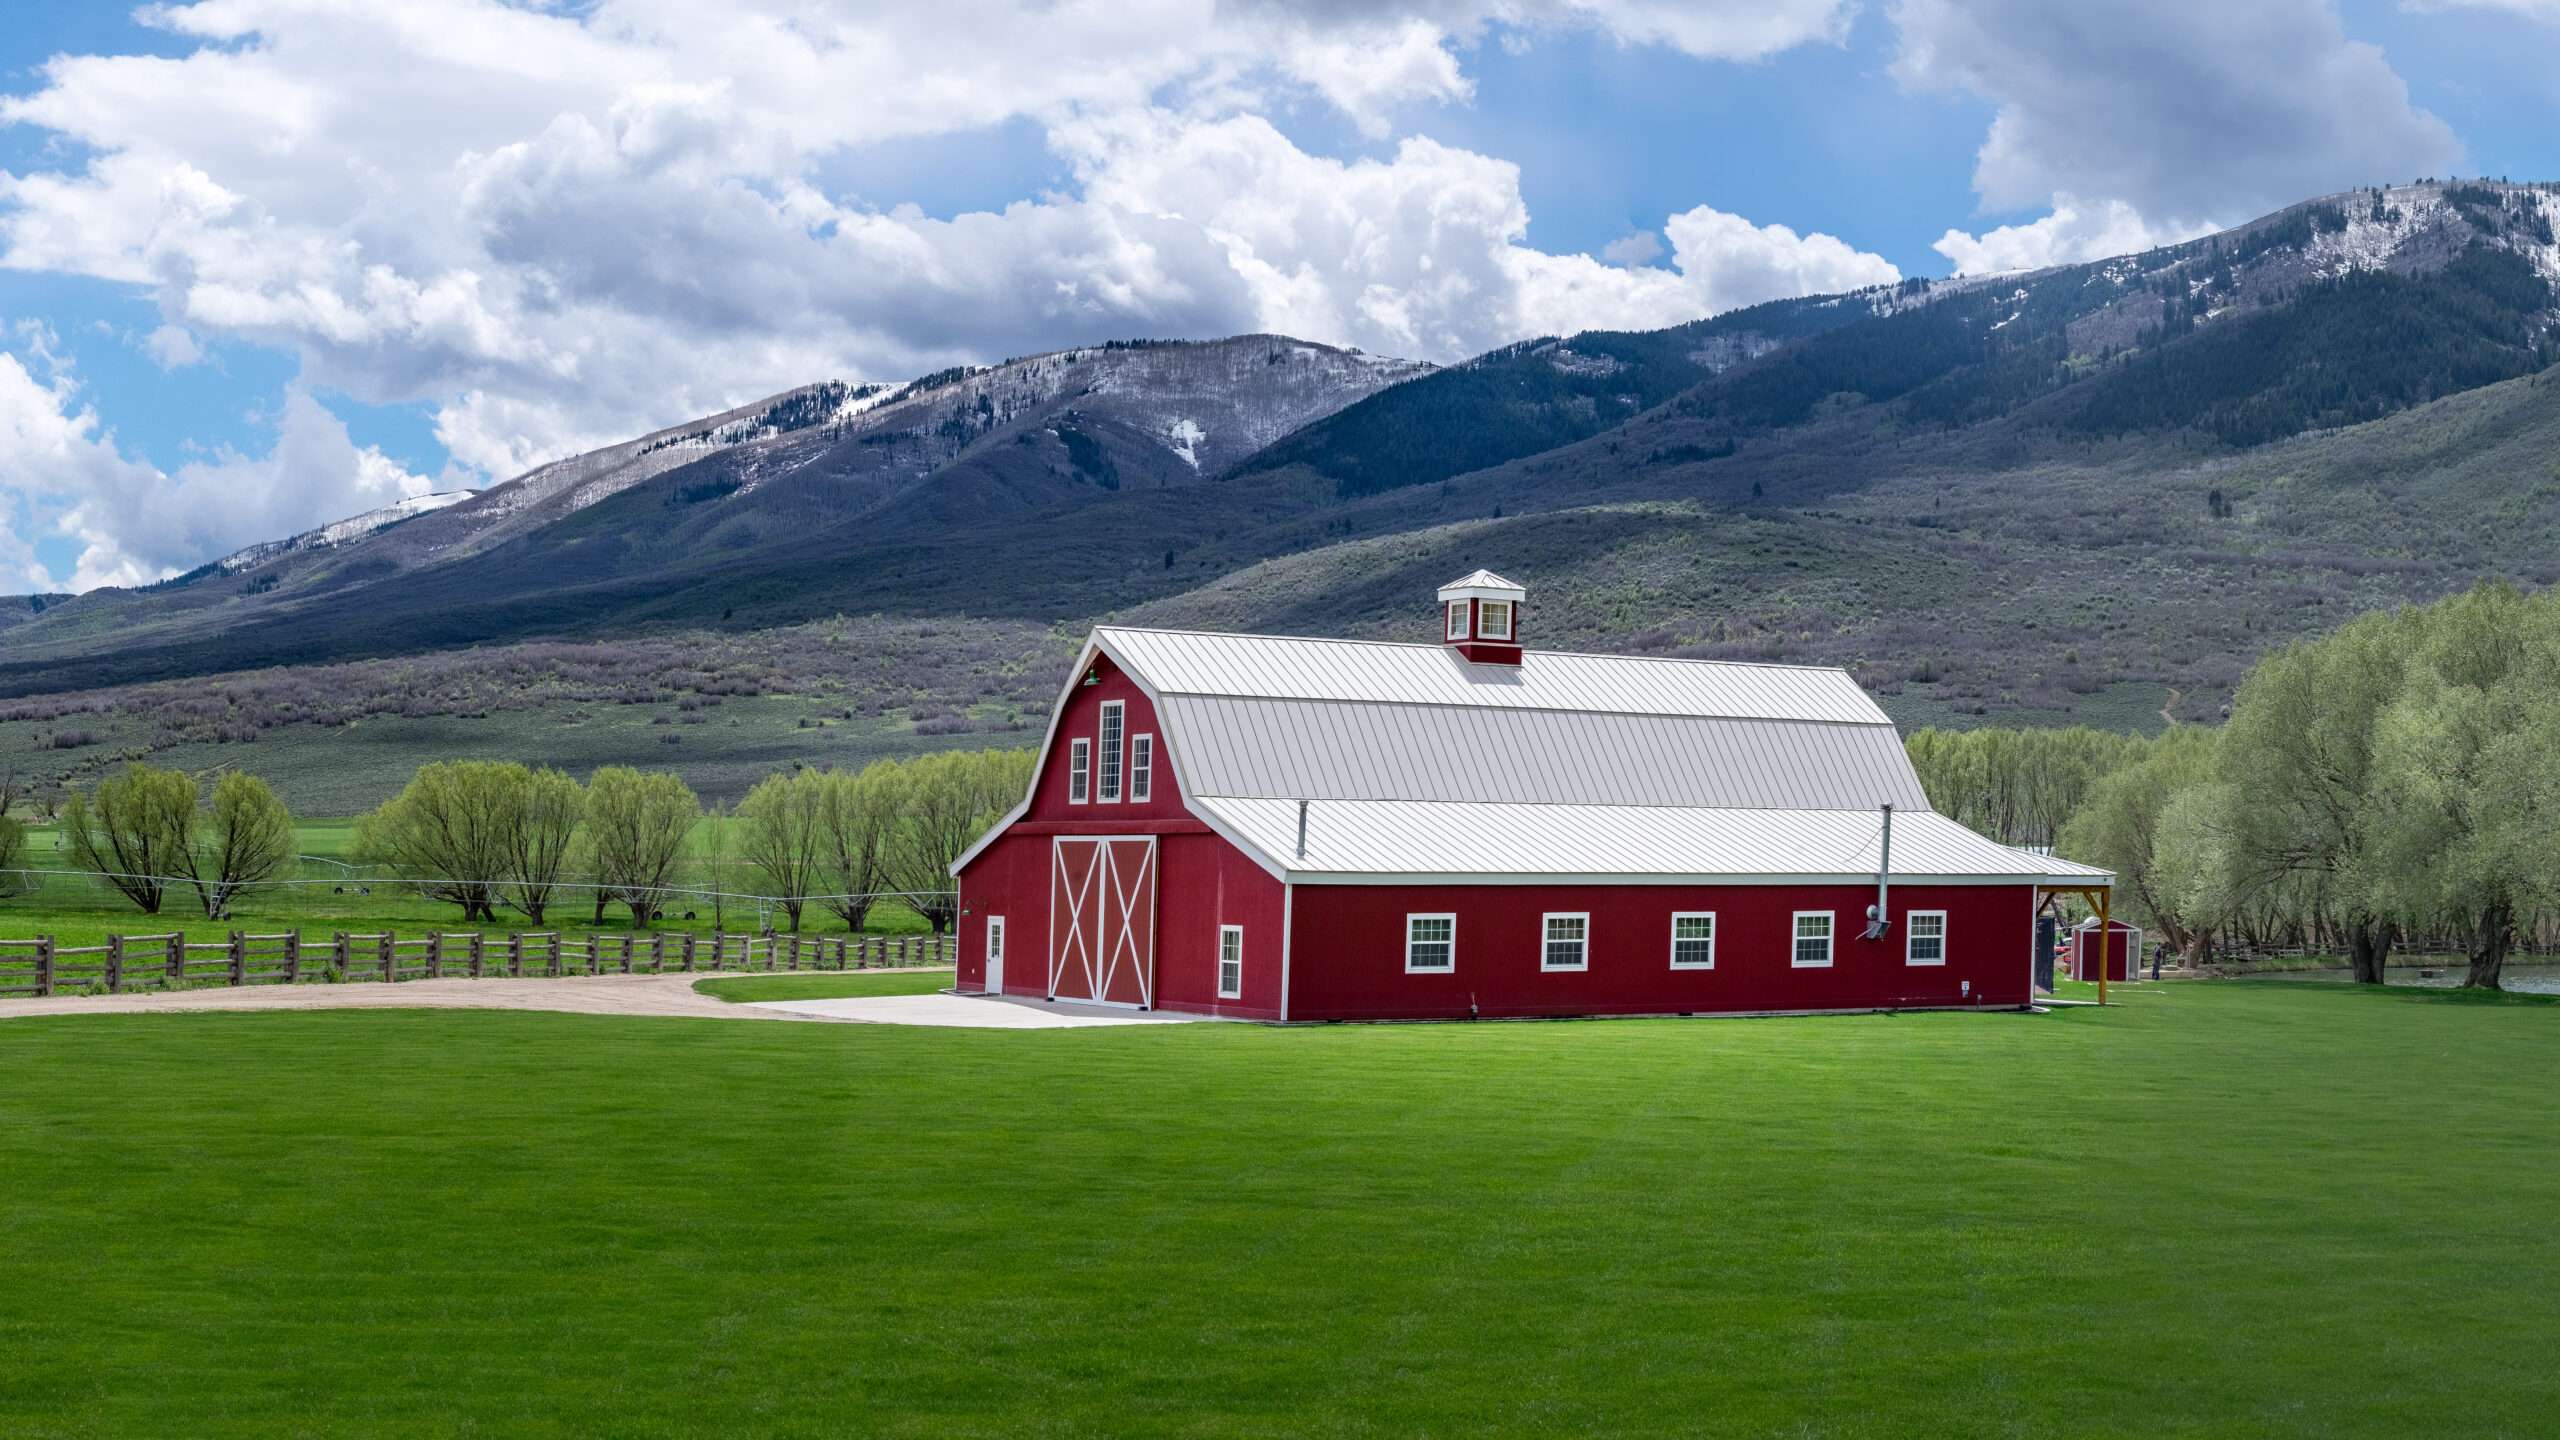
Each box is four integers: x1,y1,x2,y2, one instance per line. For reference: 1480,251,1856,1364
817,761,903,932
2362,585,2560,989
61,763,200,915
357,761,576,923
2058,726,2220,962
2214,607,2416,982
885,748,1032,934
739,769,828,931
185,772,296,919
584,767,698,926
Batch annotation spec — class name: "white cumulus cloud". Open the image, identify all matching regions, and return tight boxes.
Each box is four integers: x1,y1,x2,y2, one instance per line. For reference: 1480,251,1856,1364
1898,0,2464,270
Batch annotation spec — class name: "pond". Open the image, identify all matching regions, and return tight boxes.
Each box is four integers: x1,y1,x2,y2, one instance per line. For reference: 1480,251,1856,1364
2258,963,2560,996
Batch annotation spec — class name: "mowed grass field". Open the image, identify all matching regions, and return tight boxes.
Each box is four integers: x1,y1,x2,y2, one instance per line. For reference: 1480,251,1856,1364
2,981,2555,1437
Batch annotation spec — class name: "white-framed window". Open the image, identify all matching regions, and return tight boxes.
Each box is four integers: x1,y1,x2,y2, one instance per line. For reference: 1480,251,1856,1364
1405,913,1456,973
1669,912,1716,969
1067,738,1091,803
1906,910,1947,966
1542,912,1589,972
1130,733,1154,803
1792,911,1834,968
1218,924,1244,999
1480,599,1513,640
1097,701,1125,801
1446,602,1470,641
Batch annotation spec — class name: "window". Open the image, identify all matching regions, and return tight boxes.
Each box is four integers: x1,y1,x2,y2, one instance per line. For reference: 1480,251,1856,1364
1792,911,1834,968
1405,914,1455,973
1542,913,1589,972
1480,599,1513,640
1130,734,1154,803
1098,701,1124,801
1068,739,1091,803
1218,925,1244,999
1446,602,1469,641
1670,912,1716,969
1906,910,1947,966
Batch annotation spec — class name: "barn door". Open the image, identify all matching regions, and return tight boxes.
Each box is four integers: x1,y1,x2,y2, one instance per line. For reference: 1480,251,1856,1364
1049,836,1156,1007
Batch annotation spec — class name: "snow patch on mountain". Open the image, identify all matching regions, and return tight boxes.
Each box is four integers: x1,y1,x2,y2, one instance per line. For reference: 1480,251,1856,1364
218,491,471,573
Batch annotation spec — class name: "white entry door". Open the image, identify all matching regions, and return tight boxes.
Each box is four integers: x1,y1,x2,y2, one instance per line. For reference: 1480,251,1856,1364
985,916,1006,994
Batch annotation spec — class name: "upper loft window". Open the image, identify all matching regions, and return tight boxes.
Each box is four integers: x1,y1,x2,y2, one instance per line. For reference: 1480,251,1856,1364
1446,602,1470,641
1130,734,1153,803
1068,738,1091,803
1098,701,1125,801
1479,599,1513,640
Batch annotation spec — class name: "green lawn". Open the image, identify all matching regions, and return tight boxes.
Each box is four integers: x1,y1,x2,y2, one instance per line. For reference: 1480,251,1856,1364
692,970,953,1002
2,982,2555,1436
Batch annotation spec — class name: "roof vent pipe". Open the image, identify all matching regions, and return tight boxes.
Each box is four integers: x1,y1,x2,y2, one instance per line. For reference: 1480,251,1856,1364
1296,799,1309,860
1862,803,1894,941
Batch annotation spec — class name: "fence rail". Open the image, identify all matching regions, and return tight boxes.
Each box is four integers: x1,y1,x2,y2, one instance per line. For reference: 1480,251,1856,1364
0,928,955,999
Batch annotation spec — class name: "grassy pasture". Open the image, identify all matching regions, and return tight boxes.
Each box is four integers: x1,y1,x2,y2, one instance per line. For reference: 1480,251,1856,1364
0,819,938,949
1,980,2554,1436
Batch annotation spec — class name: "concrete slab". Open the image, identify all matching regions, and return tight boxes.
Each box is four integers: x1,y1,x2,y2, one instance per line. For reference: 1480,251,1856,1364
748,992,1210,1028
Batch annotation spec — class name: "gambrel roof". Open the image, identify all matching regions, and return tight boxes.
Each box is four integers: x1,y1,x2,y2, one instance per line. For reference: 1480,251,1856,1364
956,625,2113,888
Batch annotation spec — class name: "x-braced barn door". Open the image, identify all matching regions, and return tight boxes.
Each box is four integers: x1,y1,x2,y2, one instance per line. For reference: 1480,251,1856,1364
1050,836,1157,1007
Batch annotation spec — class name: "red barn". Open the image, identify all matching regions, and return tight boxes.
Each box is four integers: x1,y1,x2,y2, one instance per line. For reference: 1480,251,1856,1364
951,572,2113,1021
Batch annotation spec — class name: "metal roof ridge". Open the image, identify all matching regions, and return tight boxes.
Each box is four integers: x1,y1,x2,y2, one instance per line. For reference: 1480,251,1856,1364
1092,624,1869,678
1155,692,1895,726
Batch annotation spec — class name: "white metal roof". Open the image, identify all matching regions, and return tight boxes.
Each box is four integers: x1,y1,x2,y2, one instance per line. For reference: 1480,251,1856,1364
1159,696,1928,809
1095,627,1888,723
947,621,2114,887
1195,799,2109,885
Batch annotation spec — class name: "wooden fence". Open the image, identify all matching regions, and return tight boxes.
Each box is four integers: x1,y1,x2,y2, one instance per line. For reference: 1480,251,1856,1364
0,929,955,999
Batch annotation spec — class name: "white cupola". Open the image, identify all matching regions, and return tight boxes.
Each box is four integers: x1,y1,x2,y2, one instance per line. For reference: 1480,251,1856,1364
1436,569,1526,665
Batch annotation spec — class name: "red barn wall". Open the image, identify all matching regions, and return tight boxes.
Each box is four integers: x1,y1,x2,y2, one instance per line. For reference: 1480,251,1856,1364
1285,882,2035,1021
955,657,1286,1018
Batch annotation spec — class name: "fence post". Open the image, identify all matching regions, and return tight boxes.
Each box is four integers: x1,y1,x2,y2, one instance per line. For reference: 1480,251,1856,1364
468,932,485,980
106,934,125,994
651,934,667,973
380,933,396,983
283,928,302,985
507,934,523,978
228,930,246,987
168,932,185,987
681,933,697,972
587,935,601,976
35,936,54,997
331,931,349,982
426,932,443,981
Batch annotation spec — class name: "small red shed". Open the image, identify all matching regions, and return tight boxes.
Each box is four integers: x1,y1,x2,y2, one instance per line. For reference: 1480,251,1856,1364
950,572,2114,1021
2070,918,2143,983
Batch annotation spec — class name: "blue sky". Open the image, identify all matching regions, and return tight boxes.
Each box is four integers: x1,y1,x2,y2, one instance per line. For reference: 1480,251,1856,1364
0,0,2552,591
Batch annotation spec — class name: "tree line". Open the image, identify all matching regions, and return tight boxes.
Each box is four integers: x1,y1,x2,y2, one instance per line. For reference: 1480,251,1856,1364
22,749,1033,933
1916,583,2560,989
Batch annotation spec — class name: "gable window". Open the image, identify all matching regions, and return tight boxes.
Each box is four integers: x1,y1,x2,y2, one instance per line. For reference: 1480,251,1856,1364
1906,910,1947,966
1670,912,1716,969
1446,602,1469,641
1098,701,1125,801
1479,599,1513,641
1405,914,1455,973
1542,912,1589,972
1792,911,1834,968
1218,925,1244,999
1131,734,1154,803
1068,739,1091,803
